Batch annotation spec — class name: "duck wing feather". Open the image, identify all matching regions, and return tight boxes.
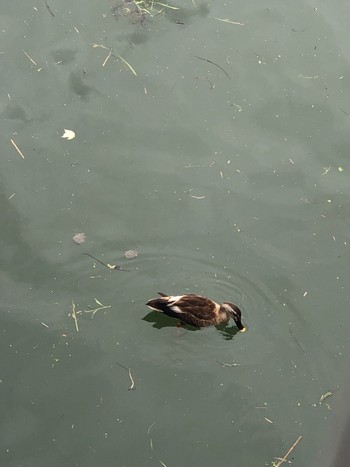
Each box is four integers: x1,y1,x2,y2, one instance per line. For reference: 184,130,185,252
167,294,220,324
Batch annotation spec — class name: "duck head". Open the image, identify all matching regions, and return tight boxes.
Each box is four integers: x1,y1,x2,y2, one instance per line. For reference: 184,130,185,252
222,302,246,332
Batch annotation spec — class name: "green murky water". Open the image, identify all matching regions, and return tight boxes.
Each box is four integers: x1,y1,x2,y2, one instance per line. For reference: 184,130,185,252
1,1,350,466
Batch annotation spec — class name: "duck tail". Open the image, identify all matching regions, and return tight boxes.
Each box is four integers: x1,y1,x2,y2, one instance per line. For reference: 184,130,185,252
146,298,168,312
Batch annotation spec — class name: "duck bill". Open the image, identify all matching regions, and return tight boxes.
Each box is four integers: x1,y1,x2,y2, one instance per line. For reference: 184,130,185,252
235,320,246,332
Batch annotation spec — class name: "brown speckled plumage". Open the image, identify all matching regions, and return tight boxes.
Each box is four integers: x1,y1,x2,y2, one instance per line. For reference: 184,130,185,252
146,292,245,331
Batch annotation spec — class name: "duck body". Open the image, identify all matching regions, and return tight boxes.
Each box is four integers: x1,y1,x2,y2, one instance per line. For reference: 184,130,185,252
146,292,245,331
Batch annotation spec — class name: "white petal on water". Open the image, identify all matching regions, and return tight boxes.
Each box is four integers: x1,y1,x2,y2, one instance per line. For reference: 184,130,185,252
62,129,76,140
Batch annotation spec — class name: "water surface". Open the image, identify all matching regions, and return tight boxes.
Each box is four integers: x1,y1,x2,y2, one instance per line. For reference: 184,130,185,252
1,1,350,466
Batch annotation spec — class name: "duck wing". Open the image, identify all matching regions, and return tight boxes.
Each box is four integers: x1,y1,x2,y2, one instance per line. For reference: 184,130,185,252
168,294,219,324
146,293,221,327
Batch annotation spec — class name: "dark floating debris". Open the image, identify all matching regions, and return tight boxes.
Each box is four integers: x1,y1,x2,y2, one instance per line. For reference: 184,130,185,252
83,253,129,271
111,0,150,25
111,0,180,25
44,0,55,17
194,55,231,79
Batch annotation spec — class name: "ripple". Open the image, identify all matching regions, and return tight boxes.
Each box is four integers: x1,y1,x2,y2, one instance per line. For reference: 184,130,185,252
78,244,320,382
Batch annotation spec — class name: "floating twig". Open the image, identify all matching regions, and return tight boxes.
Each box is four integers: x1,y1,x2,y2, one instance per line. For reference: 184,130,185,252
152,8,165,18
114,53,138,76
102,49,112,67
148,421,156,450
148,421,156,436
84,298,111,319
298,74,319,79
91,44,137,76
216,360,240,367
69,298,111,329
44,0,55,17
312,391,333,408
211,16,245,26
10,139,25,159
194,55,230,79
128,368,135,390
23,50,38,66
92,43,109,50
71,300,79,332
230,101,243,112
146,421,168,466
116,362,136,390
273,435,302,467
156,1,178,9
318,391,333,404
83,253,129,271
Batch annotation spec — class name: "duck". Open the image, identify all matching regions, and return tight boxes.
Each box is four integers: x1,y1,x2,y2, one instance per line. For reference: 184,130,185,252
146,292,246,332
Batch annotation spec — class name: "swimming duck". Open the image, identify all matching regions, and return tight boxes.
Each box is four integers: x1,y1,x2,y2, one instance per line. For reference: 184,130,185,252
146,292,246,331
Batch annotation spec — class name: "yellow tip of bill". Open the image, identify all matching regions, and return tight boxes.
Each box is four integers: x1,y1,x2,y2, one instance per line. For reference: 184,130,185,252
240,326,247,333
